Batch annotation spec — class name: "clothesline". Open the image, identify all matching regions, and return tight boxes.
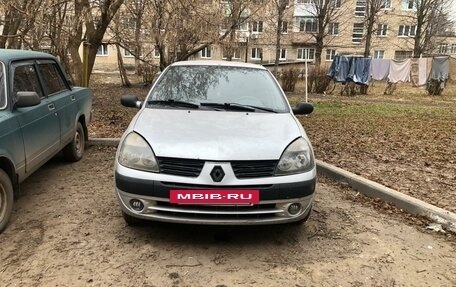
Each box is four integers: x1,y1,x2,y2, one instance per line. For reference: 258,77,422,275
327,55,450,87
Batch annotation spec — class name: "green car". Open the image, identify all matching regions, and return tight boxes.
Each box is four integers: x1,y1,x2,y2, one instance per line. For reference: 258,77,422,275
0,49,92,233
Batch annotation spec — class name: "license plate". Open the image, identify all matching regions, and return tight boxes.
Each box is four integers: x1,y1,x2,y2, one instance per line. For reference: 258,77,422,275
170,190,260,205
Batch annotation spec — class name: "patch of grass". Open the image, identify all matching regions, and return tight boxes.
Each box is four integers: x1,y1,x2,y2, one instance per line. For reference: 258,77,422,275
296,92,456,213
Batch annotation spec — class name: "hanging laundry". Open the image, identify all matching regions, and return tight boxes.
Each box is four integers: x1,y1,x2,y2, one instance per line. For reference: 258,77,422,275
326,55,350,82
347,57,372,85
388,59,411,83
410,58,427,86
428,56,449,82
427,56,450,94
371,59,390,81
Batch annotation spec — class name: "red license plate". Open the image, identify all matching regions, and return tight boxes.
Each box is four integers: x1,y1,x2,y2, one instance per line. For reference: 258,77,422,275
170,190,259,205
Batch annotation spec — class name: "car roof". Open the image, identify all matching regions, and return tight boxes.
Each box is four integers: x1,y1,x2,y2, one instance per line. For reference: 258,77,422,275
0,49,56,64
170,60,268,70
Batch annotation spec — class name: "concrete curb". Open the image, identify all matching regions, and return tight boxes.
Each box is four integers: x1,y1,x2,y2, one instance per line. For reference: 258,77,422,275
88,138,120,147
87,138,456,232
317,159,456,233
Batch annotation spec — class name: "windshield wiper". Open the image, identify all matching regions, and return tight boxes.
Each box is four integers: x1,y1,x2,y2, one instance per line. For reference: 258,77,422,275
201,102,277,113
148,99,199,109
243,105,278,113
200,102,255,112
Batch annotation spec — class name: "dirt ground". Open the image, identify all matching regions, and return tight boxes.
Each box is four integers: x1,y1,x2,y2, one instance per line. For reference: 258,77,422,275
0,147,454,287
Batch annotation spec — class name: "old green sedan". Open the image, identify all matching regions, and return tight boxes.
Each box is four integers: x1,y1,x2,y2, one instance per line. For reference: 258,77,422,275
0,49,92,233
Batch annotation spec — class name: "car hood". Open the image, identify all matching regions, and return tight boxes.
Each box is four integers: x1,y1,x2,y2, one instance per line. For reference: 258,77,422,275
132,109,302,161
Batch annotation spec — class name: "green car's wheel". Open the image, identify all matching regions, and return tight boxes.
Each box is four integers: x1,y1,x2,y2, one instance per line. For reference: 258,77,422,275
0,169,14,233
63,122,85,162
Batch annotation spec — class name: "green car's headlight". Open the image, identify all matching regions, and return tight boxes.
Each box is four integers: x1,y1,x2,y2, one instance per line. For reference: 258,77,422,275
276,138,314,175
118,132,159,172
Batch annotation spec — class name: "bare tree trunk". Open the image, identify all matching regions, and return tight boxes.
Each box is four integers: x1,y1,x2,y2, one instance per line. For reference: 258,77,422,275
116,44,131,87
274,0,287,76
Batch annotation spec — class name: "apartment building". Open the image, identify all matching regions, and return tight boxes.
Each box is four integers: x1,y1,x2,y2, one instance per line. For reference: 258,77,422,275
3,1,452,71
90,0,455,72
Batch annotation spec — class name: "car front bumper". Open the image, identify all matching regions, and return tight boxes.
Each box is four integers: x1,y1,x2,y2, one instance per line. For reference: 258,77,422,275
115,171,316,225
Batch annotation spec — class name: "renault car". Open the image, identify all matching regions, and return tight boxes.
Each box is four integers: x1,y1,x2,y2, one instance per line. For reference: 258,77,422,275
115,61,315,225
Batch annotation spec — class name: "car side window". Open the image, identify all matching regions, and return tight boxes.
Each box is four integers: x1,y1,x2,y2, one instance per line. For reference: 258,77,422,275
37,63,69,96
13,64,43,98
0,64,5,108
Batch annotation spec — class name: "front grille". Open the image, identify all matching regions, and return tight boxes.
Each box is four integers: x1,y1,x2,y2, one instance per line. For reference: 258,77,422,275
155,201,278,220
231,160,278,179
157,157,205,177
156,158,278,179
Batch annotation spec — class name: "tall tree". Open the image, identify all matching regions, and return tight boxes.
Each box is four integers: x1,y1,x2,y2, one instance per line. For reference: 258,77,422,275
272,0,289,75
310,0,344,69
362,0,383,58
412,0,454,57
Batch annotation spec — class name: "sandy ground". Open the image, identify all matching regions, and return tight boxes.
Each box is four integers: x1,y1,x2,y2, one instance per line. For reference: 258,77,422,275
0,147,455,287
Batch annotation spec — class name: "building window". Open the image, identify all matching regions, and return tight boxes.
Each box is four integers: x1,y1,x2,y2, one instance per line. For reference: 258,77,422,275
394,50,413,60
222,47,241,59
97,43,109,56
352,23,364,43
398,25,416,37
201,46,212,58
237,18,248,31
402,0,415,10
328,22,339,35
326,49,336,61
279,48,287,60
377,24,388,36
381,0,391,9
355,1,366,17
374,50,385,59
438,44,448,54
153,46,160,58
297,17,318,32
281,21,288,33
252,21,263,33
124,49,133,57
332,0,341,8
297,48,315,61
451,44,456,54
251,47,263,60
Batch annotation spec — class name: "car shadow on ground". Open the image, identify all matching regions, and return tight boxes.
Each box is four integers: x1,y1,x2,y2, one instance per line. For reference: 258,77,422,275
112,217,322,249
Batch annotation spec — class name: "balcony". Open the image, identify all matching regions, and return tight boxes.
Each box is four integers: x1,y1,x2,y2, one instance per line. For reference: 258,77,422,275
292,32,316,45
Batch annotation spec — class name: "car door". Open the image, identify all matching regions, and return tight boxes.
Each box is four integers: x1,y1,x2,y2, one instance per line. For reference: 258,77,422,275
12,61,60,175
36,60,77,147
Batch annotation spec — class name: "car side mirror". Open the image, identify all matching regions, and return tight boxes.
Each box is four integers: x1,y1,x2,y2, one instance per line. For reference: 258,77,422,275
292,102,313,115
121,95,142,109
15,91,41,108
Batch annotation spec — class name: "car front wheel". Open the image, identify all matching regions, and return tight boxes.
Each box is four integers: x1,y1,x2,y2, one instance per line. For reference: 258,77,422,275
0,169,14,233
63,122,85,162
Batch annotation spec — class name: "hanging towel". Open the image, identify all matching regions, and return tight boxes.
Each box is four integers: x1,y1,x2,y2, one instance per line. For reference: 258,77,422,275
428,56,449,82
371,59,390,81
388,59,411,83
348,57,372,85
327,55,350,82
410,58,428,86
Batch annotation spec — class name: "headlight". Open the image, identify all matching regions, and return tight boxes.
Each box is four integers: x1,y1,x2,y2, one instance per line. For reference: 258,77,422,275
276,138,314,175
118,132,159,172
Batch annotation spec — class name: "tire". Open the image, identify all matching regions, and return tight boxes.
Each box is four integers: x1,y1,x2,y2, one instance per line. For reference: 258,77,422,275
0,169,14,233
122,211,144,226
63,122,85,162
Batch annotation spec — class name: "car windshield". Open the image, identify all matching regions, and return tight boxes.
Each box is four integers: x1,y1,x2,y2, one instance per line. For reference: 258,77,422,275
148,65,289,113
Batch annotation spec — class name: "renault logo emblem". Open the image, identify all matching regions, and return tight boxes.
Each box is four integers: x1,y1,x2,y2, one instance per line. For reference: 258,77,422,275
210,166,225,182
